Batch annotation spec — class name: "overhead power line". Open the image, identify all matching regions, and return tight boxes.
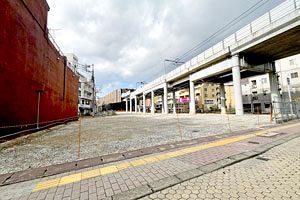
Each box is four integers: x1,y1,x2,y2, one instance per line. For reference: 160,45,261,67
177,0,271,62
146,0,272,83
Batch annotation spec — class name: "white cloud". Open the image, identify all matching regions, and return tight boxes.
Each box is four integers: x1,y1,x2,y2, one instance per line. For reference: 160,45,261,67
46,0,284,96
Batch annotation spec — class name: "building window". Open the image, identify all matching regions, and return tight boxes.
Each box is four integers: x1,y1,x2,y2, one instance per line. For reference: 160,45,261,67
261,78,267,84
252,91,258,100
205,100,214,104
205,94,208,97
263,90,267,96
82,100,84,104
212,94,215,97
291,72,298,79
212,89,215,92
204,88,207,91
251,80,257,88
289,59,295,65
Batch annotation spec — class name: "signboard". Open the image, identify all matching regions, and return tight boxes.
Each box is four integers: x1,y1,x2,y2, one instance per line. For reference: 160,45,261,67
179,97,190,103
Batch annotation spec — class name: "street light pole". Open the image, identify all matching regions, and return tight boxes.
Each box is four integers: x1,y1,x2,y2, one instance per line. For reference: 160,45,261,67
287,76,294,115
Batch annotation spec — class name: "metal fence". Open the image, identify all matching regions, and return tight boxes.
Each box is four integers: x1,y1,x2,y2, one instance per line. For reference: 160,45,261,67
272,101,300,123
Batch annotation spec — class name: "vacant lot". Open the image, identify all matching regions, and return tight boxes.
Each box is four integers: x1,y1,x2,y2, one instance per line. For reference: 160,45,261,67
0,113,271,174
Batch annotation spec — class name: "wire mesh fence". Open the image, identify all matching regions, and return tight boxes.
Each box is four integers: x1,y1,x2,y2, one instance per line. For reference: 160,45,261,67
272,100,300,123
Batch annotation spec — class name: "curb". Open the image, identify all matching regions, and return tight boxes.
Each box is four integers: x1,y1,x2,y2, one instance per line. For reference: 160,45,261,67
107,133,300,200
0,125,276,186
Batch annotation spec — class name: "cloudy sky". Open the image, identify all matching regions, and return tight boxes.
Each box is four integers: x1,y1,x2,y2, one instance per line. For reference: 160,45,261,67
46,0,284,97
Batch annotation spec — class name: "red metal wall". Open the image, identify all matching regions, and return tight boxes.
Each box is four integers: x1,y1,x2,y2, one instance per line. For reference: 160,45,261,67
0,0,79,132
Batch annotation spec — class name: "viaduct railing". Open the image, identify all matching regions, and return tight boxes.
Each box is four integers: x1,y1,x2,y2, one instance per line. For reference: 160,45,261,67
131,0,300,97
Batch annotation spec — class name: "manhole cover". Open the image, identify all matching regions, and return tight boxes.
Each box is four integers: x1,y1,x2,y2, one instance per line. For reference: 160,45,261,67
256,157,270,161
248,141,260,144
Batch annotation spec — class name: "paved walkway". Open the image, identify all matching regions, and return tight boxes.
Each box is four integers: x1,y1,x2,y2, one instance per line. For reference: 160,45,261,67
141,135,300,200
0,121,299,200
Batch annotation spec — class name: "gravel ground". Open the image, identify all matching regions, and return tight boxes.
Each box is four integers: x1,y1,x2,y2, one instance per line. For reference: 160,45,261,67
0,113,271,174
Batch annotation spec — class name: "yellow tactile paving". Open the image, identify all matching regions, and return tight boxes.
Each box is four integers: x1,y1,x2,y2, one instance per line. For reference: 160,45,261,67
59,173,82,186
33,122,299,192
81,169,101,180
115,162,131,170
154,153,171,160
100,165,118,175
32,178,60,192
143,156,159,163
130,159,147,166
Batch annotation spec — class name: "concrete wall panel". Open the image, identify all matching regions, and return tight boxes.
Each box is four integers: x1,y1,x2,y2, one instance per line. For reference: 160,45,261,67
0,0,78,131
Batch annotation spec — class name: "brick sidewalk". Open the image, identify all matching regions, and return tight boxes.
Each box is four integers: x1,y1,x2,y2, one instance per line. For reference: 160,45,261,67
141,135,300,200
0,122,299,200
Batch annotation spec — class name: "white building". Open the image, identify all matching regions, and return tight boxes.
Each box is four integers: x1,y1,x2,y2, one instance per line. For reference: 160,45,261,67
78,73,95,115
65,53,96,115
240,54,300,113
276,54,300,101
65,53,78,73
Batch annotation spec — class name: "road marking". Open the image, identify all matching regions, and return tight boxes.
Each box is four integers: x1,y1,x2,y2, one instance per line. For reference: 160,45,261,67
32,122,299,192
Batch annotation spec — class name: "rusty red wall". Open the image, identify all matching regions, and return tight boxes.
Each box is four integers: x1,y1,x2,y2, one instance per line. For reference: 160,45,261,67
0,0,78,133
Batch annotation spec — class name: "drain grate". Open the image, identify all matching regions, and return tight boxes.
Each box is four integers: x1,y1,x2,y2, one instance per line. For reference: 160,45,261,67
248,141,260,144
192,130,200,133
256,157,270,161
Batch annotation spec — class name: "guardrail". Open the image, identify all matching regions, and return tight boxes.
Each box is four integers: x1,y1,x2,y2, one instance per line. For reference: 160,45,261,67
132,0,299,96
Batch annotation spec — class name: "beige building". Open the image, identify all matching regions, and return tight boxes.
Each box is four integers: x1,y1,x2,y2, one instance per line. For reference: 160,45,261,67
97,88,133,111
225,84,235,113
176,83,219,113
195,83,219,112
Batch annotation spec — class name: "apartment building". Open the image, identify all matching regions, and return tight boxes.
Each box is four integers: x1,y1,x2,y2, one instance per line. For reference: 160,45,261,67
276,54,300,101
78,73,95,115
175,83,219,113
66,53,96,115
227,54,300,113
195,83,219,112
65,53,79,73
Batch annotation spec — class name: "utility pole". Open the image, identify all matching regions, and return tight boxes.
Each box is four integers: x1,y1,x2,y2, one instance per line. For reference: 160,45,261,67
287,76,294,115
91,64,96,116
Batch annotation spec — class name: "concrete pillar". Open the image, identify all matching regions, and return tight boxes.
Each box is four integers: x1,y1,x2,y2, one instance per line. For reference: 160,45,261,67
173,90,176,114
129,98,132,113
151,91,155,114
125,98,128,112
134,96,137,113
269,67,282,117
161,94,164,113
232,55,244,115
143,94,146,114
220,84,226,114
164,84,168,114
189,79,196,114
